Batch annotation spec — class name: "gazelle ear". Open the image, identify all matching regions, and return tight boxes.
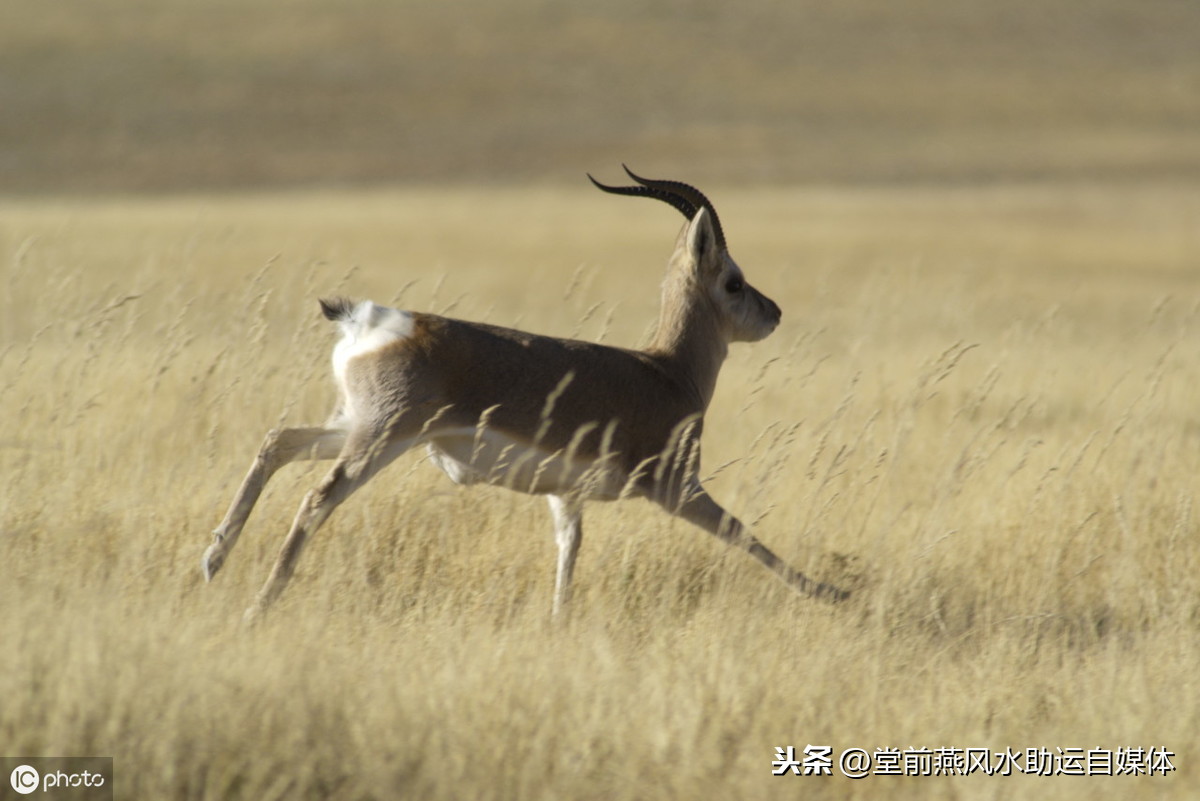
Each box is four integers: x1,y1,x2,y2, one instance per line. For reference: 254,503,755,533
685,207,719,272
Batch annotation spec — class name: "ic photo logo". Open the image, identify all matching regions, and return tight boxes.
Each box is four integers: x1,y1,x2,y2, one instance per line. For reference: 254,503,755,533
9,765,39,795
4,759,109,798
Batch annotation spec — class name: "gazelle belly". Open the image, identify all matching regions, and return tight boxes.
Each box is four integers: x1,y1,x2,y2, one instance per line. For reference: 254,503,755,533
425,427,624,500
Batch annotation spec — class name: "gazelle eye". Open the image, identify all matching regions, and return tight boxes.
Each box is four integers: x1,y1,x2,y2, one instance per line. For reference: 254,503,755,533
725,276,744,293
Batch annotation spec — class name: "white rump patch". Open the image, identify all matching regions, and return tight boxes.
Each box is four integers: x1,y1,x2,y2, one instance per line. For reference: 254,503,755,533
331,301,414,392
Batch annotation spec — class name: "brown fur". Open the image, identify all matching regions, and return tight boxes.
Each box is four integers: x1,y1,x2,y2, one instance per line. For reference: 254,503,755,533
203,195,848,622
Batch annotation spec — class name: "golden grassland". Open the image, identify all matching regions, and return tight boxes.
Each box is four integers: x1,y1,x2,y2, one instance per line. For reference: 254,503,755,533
1,184,1199,799
5,0,1199,191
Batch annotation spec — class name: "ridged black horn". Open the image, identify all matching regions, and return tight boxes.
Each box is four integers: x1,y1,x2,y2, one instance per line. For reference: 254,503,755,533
587,173,698,222
621,165,727,250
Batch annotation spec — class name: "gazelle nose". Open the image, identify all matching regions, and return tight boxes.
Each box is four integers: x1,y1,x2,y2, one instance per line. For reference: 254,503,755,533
766,296,782,322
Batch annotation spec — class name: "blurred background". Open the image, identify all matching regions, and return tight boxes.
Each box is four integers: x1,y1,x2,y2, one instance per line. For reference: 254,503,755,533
4,0,1198,194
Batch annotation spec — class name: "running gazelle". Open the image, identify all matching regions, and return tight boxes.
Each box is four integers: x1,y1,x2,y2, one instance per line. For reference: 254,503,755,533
202,167,849,620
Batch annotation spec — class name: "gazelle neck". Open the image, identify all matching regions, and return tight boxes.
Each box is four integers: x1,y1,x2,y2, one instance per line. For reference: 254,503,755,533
646,273,728,411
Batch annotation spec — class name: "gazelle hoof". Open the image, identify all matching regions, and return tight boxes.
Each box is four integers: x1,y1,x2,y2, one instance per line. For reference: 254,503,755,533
818,583,851,603
201,541,225,582
242,603,265,626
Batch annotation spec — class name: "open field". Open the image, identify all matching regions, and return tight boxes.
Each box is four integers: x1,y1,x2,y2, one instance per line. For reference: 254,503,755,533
4,0,1199,192
5,0,1198,797
1,184,1198,798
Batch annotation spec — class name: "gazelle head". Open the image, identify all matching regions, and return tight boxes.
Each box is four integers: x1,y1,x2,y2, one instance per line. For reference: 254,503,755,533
589,166,781,343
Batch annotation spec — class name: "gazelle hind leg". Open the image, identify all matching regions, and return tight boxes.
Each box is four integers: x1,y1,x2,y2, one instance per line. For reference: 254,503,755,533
666,485,849,603
243,427,419,622
547,494,583,618
204,426,346,581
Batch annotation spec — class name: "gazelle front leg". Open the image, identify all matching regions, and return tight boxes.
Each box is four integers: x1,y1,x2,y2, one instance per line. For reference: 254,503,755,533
547,494,583,618
666,485,849,603
203,426,346,581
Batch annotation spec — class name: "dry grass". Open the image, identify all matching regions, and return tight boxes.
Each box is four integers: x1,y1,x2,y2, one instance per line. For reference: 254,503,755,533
1,184,1198,799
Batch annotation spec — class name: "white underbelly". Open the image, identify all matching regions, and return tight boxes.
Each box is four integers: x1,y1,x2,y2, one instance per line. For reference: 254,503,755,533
424,427,625,500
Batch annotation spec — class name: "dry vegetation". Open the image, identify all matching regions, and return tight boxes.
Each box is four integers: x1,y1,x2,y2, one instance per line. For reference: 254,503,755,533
3,0,1199,797
1,184,1198,799
4,0,1198,191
